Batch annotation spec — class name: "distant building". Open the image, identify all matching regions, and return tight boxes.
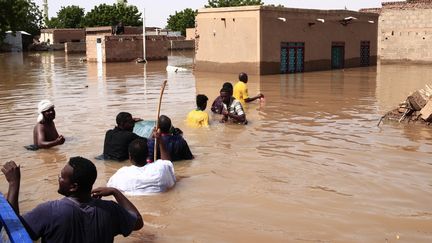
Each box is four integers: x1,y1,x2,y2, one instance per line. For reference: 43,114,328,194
195,6,378,75
3,31,31,52
85,26,169,62
39,28,85,44
186,28,195,40
145,28,182,37
361,0,432,63
85,26,143,36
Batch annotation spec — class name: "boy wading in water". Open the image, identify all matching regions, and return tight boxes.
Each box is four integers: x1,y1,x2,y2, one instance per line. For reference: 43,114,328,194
220,87,247,124
187,94,209,128
33,100,65,149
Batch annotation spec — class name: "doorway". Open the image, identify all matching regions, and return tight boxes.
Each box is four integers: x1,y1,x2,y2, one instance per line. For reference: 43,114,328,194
331,42,345,69
360,41,370,66
281,42,304,73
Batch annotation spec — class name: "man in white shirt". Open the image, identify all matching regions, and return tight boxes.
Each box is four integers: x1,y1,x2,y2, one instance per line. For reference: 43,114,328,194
107,131,176,195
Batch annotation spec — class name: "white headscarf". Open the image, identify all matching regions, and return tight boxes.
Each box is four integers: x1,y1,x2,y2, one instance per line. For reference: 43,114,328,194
37,99,54,122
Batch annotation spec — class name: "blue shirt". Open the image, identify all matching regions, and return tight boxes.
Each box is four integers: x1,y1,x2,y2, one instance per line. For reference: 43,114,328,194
22,197,137,243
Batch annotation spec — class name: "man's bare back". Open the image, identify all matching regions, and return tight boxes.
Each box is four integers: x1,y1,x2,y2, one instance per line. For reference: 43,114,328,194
33,100,64,149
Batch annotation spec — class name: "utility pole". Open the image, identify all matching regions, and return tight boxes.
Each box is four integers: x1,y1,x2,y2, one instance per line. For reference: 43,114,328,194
142,8,147,62
43,0,49,25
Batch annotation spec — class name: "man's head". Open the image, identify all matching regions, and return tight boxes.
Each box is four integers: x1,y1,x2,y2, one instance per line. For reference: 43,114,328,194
58,157,97,196
37,99,55,123
196,94,208,111
158,115,172,133
128,139,148,166
220,87,231,105
116,112,134,131
222,82,233,92
239,72,248,83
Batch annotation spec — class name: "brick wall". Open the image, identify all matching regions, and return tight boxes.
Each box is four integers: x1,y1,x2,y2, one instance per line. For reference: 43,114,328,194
65,42,86,53
51,29,85,44
86,35,168,62
379,2,432,62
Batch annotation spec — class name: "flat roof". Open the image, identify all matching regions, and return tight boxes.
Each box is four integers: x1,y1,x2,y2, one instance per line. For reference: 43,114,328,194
198,5,379,17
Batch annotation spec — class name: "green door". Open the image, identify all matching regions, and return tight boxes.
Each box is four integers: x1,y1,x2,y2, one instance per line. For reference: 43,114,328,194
331,46,344,69
281,42,304,73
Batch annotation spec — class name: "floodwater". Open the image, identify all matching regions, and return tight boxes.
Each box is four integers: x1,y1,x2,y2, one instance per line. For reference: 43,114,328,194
0,50,432,242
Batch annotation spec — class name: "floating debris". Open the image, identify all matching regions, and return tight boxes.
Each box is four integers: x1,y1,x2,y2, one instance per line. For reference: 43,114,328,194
380,85,432,126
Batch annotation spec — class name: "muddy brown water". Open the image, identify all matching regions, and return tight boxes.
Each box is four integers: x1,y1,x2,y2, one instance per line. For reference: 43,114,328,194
0,51,431,242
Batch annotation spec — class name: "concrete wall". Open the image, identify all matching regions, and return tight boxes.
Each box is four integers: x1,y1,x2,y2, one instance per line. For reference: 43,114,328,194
195,6,261,74
4,32,23,51
65,42,86,53
186,28,195,40
195,6,378,75
260,8,378,74
86,35,103,62
39,32,53,43
378,1,432,62
86,35,168,62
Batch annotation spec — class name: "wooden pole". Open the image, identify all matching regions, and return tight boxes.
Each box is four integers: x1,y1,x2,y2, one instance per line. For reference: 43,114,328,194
154,80,167,162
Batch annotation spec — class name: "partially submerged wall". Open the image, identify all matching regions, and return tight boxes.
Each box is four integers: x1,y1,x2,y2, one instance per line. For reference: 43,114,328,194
65,42,86,53
86,35,168,62
169,40,194,50
195,6,378,75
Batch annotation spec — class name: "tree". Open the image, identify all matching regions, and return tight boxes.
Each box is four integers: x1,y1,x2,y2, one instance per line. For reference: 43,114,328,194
83,3,142,27
46,5,84,28
0,0,42,43
205,0,263,8
166,8,197,36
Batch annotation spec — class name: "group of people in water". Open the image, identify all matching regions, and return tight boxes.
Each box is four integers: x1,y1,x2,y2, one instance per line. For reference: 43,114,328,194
1,72,264,242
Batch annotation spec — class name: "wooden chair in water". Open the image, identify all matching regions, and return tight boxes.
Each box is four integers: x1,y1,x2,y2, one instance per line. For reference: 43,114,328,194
0,193,32,243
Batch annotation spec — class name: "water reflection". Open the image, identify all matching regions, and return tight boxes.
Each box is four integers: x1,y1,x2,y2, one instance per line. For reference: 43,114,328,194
0,51,432,242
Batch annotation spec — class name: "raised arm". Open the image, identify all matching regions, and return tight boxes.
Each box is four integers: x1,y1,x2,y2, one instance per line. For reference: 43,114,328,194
92,187,144,230
1,161,21,214
155,129,171,161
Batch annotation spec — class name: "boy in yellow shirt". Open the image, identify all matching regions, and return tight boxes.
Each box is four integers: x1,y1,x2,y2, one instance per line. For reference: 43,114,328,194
187,94,209,127
233,72,264,106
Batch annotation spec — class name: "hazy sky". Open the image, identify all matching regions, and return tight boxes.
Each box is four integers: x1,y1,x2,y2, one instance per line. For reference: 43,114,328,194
33,0,401,28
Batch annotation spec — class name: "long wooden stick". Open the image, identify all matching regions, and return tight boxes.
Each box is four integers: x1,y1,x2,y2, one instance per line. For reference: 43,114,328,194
154,80,167,161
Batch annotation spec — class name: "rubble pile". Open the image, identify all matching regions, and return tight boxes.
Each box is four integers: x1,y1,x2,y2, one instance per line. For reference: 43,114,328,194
383,85,432,125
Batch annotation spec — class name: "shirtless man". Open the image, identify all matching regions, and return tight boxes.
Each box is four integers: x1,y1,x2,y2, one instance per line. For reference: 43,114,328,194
33,100,65,149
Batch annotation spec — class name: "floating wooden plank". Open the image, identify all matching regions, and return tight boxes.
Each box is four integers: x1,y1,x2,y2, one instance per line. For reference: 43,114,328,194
0,193,32,243
420,100,432,122
407,91,427,111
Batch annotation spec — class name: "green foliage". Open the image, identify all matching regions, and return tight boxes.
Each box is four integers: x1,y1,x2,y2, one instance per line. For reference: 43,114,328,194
166,8,197,36
46,5,84,28
83,3,142,27
0,0,42,43
205,0,264,8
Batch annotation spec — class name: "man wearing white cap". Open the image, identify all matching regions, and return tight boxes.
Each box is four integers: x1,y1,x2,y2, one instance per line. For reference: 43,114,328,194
33,99,65,149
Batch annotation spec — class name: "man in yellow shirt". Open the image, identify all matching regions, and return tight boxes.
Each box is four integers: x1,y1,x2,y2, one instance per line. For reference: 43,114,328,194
187,94,209,127
233,72,264,106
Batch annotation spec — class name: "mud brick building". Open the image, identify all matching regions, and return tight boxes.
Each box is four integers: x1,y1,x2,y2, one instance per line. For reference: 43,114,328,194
361,0,432,63
195,6,378,75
